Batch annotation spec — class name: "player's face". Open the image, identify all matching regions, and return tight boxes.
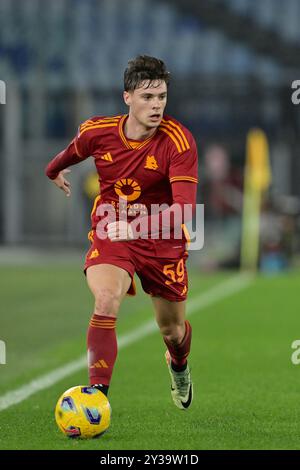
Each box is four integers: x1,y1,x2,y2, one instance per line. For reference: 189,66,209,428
124,80,167,129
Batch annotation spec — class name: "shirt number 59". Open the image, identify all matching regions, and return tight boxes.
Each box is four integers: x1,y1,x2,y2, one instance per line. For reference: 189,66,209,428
163,259,185,285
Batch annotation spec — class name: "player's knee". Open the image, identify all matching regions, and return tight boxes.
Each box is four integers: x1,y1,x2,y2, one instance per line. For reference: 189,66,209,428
93,287,122,316
160,323,185,345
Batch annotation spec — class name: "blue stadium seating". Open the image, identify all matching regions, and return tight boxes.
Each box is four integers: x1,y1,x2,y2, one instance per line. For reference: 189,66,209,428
0,0,289,88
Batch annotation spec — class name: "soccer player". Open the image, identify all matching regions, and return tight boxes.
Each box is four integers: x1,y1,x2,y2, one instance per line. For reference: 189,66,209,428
45,56,198,410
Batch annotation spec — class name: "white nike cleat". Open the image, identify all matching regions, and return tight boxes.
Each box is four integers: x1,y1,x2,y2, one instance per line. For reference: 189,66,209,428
165,350,193,410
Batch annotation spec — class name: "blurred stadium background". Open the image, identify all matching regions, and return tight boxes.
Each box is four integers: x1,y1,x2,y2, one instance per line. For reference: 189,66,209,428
0,0,300,450
0,0,300,270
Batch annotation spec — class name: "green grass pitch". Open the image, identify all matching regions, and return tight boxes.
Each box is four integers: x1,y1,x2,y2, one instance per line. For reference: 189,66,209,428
0,263,299,450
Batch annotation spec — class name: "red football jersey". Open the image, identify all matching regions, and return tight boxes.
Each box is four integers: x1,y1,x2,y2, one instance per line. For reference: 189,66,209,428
46,113,198,253
74,114,198,224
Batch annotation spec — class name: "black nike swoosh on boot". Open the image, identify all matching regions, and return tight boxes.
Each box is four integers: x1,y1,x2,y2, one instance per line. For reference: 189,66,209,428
180,385,193,409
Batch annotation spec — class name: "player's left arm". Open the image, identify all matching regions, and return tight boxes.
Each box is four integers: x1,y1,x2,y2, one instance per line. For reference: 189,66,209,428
107,133,198,241
154,131,199,231
107,180,197,241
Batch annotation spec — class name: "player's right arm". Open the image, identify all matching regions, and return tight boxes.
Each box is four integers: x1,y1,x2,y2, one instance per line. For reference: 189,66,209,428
45,118,97,197
51,168,72,197
45,140,82,197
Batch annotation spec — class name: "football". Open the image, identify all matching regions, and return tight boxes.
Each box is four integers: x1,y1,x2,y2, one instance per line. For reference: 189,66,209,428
55,385,111,438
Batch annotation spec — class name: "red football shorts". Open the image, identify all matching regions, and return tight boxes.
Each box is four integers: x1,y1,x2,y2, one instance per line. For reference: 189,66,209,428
84,230,189,302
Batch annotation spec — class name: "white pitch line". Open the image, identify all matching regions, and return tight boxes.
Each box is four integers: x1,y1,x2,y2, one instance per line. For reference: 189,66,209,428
0,273,253,412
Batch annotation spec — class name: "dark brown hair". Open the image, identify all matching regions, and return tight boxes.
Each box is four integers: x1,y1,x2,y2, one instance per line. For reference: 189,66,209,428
124,55,170,91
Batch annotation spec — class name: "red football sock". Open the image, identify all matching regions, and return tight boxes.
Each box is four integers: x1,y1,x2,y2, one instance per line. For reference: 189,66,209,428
163,320,192,367
87,314,117,386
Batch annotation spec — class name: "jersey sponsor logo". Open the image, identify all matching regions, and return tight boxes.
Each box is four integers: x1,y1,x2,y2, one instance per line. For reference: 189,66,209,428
101,152,113,162
114,178,141,202
144,155,158,170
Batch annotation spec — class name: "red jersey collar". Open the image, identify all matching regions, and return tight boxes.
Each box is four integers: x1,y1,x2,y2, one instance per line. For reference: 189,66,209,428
118,114,158,150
